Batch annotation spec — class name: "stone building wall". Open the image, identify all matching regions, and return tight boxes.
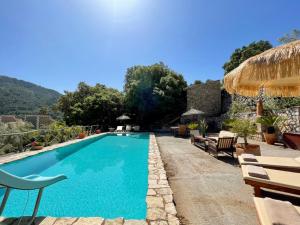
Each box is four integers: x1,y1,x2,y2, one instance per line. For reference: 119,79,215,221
187,80,221,116
0,115,17,123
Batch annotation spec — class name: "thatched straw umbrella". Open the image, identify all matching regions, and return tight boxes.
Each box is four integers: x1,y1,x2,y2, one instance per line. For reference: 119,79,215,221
224,40,300,97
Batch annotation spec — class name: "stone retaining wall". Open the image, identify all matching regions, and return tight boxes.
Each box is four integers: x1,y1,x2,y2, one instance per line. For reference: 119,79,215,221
235,106,300,141
236,106,300,133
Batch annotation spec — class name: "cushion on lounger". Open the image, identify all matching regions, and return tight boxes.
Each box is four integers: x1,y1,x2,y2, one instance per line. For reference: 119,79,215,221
246,165,269,179
242,154,258,162
295,157,300,163
264,198,300,225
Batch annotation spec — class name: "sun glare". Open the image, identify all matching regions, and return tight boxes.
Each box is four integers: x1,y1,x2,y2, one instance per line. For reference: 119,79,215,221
102,0,140,18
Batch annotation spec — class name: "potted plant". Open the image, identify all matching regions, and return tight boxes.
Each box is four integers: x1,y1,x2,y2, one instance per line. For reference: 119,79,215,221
228,119,261,156
198,119,208,137
78,132,86,139
256,114,285,145
31,139,44,150
188,123,198,133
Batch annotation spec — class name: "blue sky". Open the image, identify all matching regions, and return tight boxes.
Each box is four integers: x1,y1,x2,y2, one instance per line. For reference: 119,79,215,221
0,0,299,93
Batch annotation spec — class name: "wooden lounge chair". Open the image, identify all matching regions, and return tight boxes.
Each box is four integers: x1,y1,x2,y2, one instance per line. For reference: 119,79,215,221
241,165,300,197
208,137,235,158
190,130,201,143
190,130,208,150
253,197,300,225
238,154,300,172
208,130,238,143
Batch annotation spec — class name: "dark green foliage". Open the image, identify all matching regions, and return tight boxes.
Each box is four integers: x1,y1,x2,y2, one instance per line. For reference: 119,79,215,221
223,41,273,74
0,75,61,115
278,29,300,44
57,82,124,127
194,80,202,85
124,62,187,126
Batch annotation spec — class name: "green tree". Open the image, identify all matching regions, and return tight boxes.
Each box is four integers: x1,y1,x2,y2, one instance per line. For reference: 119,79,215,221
278,29,300,44
223,41,273,74
57,82,124,127
39,106,49,115
124,62,187,126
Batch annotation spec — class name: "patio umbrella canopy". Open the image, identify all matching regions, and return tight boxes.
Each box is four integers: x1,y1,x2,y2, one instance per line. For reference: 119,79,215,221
182,108,205,116
224,40,300,97
116,115,130,121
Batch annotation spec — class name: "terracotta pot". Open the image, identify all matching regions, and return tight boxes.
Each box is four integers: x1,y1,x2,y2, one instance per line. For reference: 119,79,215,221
283,133,300,150
31,145,43,150
236,143,261,156
78,132,86,139
263,132,276,145
95,129,101,134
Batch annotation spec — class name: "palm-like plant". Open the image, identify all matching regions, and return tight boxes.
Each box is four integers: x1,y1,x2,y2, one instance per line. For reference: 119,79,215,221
228,119,257,145
198,119,208,136
256,114,286,133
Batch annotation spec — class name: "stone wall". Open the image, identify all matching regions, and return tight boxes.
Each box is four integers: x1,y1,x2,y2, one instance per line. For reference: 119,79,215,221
187,80,221,116
221,89,232,114
235,106,300,141
236,106,300,133
277,106,300,133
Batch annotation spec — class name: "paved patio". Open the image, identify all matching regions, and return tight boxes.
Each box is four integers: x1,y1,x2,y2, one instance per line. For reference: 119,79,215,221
155,133,300,225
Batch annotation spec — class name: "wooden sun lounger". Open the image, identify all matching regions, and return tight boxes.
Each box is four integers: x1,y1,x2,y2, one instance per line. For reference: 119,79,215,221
238,155,300,172
241,165,300,197
253,197,300,225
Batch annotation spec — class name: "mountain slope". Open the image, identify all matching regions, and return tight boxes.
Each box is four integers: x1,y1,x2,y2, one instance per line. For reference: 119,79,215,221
0,75,61,115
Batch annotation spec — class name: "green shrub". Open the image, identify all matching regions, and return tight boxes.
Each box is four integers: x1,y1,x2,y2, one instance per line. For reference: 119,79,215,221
188,123,198,130
256,114,286,134
228,119,257,145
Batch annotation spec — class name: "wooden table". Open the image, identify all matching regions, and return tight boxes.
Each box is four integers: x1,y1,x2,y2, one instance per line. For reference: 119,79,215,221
170,126,179,136
193,136,209,151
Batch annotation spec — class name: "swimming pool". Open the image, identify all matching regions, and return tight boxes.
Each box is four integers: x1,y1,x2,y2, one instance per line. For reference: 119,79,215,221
0,133,149,219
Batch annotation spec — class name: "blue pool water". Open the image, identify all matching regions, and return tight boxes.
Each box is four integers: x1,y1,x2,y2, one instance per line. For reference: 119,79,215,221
0,133,149,219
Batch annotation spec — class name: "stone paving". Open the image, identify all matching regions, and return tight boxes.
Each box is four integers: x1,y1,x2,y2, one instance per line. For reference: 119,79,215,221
0,133,179,225
155,133,300,225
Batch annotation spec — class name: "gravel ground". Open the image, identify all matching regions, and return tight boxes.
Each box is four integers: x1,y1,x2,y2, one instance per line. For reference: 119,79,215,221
155,134,300,225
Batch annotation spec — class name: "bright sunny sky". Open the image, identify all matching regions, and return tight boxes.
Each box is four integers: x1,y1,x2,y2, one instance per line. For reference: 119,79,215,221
0,0,299,93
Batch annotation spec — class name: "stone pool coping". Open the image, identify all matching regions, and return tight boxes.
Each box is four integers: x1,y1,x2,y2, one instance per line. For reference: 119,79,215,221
0,132,179,225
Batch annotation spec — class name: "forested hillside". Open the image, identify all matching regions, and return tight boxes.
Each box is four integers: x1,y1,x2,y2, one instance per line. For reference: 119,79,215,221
0,75,61,115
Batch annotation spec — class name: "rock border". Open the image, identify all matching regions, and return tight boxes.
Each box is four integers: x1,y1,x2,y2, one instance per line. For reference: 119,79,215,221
0,133,179,225
146,133,179,225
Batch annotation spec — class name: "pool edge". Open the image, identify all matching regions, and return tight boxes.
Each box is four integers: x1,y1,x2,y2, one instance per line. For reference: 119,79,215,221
0,133,108,165
0,132,180,225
